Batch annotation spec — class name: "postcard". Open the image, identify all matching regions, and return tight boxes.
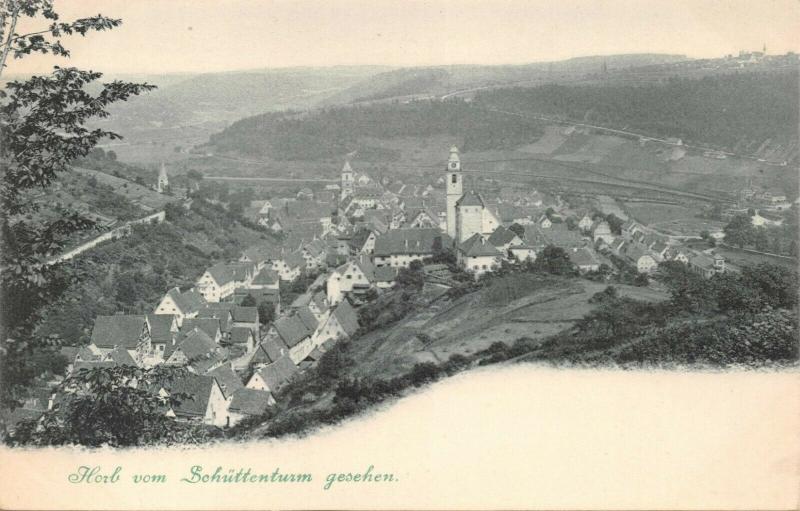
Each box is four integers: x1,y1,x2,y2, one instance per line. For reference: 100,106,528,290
0,1,798,509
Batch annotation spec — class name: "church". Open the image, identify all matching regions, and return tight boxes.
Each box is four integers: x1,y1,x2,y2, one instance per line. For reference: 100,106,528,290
445,146,499,244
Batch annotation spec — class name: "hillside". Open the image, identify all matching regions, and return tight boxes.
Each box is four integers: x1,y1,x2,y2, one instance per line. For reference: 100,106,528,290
321,54,687,105
88,66,391,164
34,198,277,346
476,71,799,159
237,262,797,441
200,68,799,202
204,99,545,160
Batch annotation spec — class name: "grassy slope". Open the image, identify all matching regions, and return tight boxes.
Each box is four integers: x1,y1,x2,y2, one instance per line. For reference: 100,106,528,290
344,277,667,380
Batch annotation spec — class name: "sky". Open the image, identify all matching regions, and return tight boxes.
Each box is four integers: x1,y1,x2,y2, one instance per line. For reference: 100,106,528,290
7,0,800,75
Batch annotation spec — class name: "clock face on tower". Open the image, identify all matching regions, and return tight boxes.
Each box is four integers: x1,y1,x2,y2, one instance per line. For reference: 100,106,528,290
450,162,458,169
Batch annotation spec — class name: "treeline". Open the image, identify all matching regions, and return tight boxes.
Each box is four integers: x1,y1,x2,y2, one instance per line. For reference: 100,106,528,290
206,99,544,160
527,261,798,367
474,71,799,154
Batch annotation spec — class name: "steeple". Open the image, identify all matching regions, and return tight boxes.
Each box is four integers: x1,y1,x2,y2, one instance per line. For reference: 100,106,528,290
157,162,169,193
447,146,461,172
445,146,463,239
340,159,354,202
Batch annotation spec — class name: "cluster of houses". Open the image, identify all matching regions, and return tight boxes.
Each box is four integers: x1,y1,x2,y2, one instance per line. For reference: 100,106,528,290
19,145,743,434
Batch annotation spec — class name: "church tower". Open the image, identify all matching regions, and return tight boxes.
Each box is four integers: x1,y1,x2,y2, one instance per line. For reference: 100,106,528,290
340,160,355,201
445,146,462,239
157,162,169,193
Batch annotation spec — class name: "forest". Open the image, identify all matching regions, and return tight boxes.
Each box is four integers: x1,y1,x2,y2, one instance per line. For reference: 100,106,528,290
205,99,545,160
474,71,799,155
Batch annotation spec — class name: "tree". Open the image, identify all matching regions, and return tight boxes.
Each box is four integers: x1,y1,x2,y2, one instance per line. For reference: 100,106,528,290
753,229,769,252
257,302,275,326
8,365,216,447
0,2,154,407
723,214,755,247
531,245,576,276
240,294,257,307
605,213,623,235
396,263,424,290
739,264,798,309
164,201,185,221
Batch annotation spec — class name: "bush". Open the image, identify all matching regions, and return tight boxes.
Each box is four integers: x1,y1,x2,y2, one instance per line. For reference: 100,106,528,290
408,362,441,387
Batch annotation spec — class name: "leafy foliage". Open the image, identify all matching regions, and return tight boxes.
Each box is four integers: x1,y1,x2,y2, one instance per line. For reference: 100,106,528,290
0,5,154,408
7,365,219,447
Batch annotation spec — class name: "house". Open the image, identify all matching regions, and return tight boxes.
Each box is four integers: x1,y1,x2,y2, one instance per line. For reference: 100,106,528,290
266,311,318,364
592,221,615,244
373,228,452,268
196,306,234,336
300,239,327,270
196,262,255,303
313,299,360,345
250,338,289,368
689,252,725,278
404,208,439,229
205,362,244,398
537,215,552,229
373,266,398,289
250,268,280,290
103,346,139,367
227,388,275,426
509,244,537,262
568,247,601,273
145,314,179,365
164,327,221,370
239,243,281,269
327,254,377,305
161,373,229,428
626,247,658,273
154,287,207,326
271,250,306,282
577,214,594,232
229,306,260,340
89,315,152,367
246,355,298,393
180,317,223,343
230,327,256,353
664,247,690,264
291,291,329,320
487,226,523,254
457,233,502,276
347,228,378,255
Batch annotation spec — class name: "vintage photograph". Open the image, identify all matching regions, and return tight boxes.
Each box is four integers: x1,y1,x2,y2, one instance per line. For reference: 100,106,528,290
0,0,798,506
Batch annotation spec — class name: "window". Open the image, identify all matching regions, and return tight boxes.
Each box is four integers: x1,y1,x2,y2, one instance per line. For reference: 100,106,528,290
451,174,457,184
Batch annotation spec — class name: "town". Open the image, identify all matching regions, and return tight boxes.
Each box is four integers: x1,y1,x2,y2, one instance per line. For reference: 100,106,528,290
7,133,796,434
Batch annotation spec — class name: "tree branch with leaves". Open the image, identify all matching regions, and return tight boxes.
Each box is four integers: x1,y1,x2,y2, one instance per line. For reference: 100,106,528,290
0,0,155,410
